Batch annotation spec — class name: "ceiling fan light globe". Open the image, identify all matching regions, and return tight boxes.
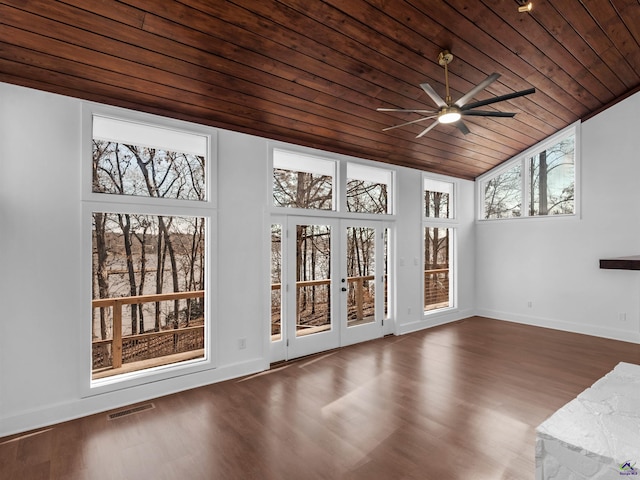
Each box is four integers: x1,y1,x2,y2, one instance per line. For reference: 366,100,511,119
438,111,461,124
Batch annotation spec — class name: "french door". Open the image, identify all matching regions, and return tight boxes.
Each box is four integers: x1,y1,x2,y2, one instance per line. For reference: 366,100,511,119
270,216,387,362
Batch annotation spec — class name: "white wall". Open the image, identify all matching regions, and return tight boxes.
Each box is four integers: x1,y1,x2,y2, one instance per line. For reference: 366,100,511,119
476,91,640,343
0,82,475,436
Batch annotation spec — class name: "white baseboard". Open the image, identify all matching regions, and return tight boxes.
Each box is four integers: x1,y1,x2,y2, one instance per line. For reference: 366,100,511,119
396,307,475,335
0,358,267,438
475,308,640,345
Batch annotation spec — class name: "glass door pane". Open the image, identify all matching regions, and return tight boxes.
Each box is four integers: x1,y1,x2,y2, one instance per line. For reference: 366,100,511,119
295,224,332,337
346,226,376,327
270,223,282,342
340,221,384,347
383,227,390,321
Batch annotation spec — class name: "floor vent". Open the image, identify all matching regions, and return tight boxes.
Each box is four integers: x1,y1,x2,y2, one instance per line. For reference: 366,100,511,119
107,403,155,420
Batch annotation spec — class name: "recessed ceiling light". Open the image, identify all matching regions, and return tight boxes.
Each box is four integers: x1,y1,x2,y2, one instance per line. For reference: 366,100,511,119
518,2,533,12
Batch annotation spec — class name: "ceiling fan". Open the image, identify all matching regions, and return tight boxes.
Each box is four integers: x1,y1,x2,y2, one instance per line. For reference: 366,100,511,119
377,50,535,137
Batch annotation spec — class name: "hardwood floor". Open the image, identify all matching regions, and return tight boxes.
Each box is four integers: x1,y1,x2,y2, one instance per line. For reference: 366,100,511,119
2,317,639,480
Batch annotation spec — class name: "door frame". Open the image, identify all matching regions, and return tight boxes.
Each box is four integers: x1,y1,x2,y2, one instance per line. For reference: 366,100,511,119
269,216,389,363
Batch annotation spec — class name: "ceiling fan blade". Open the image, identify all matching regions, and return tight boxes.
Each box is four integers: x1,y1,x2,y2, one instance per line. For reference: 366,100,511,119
454,73,501,108
382,115,437,131
377,108,437,114
420,83,447,108
454,120,470,135
416,120,440,138
462,110,516,117
461,87,536,111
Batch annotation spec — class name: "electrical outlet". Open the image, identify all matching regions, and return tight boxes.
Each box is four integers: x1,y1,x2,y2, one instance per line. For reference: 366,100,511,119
238,338,247,350
527,301,533,308
619,313,627,322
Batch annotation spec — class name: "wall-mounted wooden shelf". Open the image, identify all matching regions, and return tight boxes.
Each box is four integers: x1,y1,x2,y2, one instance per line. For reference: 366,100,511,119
599,255,640,270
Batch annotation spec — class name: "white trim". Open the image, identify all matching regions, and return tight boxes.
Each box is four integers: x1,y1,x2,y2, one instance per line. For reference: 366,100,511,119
398,308,475,335
475,309,640,345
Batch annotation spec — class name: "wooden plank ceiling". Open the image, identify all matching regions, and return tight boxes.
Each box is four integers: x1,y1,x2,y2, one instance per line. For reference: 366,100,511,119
1,0,639,179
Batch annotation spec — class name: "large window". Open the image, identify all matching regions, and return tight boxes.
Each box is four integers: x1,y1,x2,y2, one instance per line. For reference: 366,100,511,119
424,227,451,312
423,177,455,313
88,113,213,384
480,124,578,220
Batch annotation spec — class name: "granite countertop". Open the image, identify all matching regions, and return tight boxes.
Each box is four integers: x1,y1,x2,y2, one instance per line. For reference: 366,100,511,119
536,362,640,478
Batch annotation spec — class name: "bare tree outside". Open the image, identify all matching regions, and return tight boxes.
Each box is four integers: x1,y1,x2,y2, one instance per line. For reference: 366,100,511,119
529,136,575,216
346,179,387,214
425,190,450,219
270,224,282,340
273,168,332,209
295,224,332,335
484,163,522,219
346,226,376,325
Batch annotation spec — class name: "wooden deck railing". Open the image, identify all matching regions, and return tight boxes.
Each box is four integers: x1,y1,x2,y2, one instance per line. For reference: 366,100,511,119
271,274,376,322
424,267,449,310
92,290,204,371
272,269,449,311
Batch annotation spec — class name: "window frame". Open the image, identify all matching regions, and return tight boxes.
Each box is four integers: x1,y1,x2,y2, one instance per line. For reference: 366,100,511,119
477,122,580,222
422,174,459,316
81,103,218,396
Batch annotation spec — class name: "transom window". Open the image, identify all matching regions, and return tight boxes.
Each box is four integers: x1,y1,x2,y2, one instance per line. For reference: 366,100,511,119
424,178,454,219
346,163,392,214
272,148,394,215
272,149,334,210
479,123,578,220
93,116,207,200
